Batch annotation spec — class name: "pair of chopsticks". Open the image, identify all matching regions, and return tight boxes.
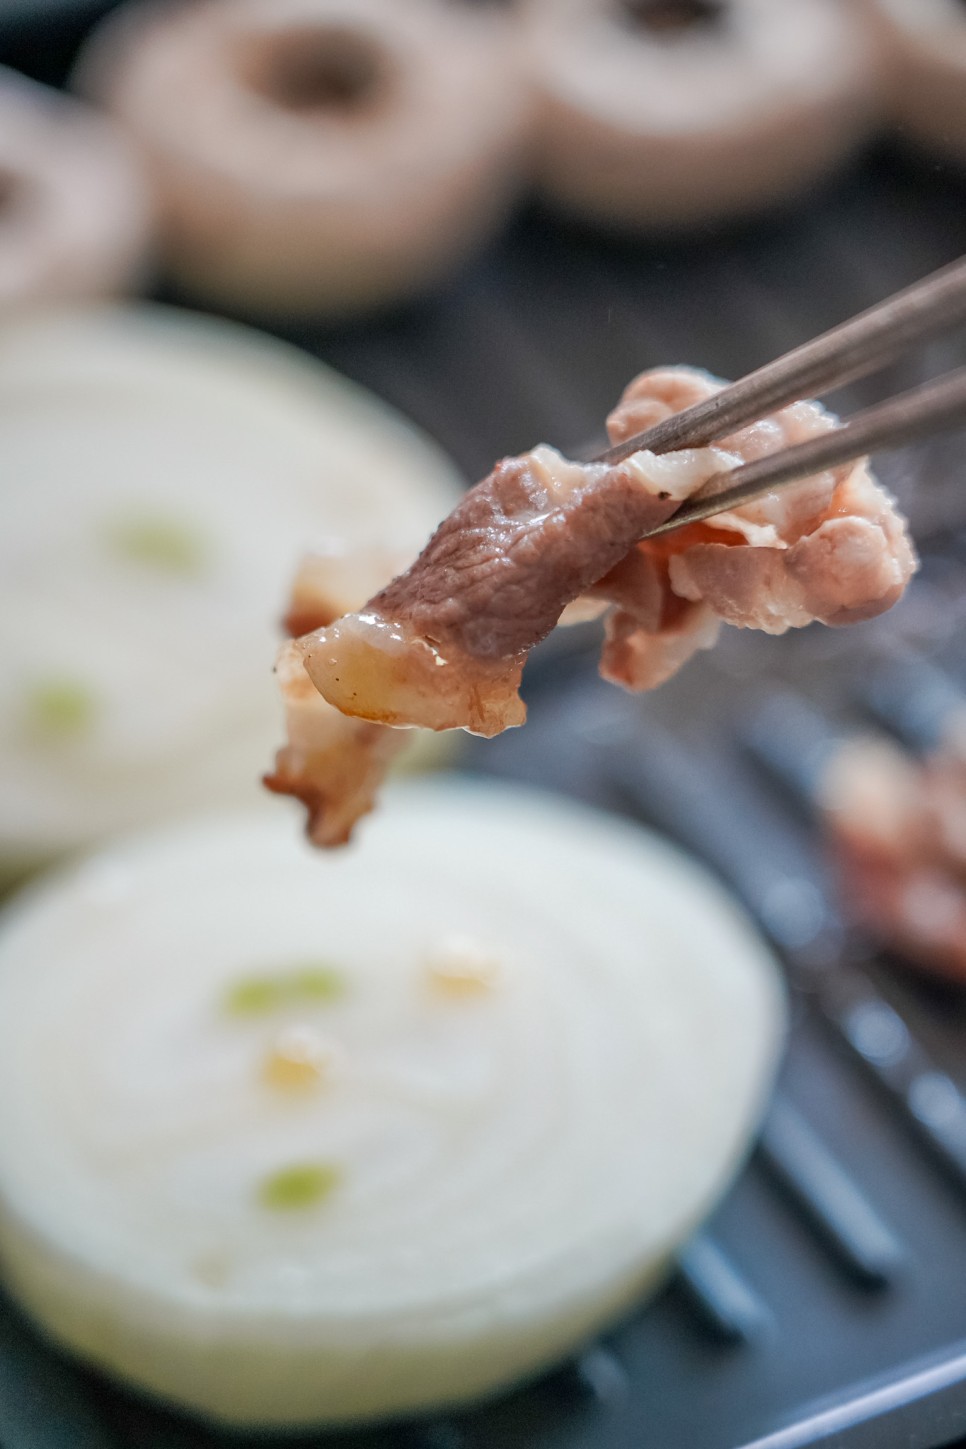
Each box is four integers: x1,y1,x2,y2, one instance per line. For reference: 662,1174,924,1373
593,256,966,539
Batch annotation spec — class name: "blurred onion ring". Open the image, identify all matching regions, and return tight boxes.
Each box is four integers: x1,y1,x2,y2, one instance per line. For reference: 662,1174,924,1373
0,66,152,310
75,0,532,319
522,0,880,230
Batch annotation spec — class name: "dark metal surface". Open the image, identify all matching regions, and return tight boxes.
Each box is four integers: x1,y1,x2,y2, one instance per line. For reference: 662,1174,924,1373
5,9,966,1449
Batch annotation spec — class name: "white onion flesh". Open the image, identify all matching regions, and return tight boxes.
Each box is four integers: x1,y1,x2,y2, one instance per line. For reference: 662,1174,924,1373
0,305,460,865
0,782,785,1426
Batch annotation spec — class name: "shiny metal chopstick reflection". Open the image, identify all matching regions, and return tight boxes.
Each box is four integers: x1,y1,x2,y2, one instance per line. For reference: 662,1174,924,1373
595,254,966,466
639,367,966,540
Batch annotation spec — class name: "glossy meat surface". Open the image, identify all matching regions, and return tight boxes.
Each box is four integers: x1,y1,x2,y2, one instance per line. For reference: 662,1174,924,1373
264,552,415,845
296,367,915,737
264,641,409,847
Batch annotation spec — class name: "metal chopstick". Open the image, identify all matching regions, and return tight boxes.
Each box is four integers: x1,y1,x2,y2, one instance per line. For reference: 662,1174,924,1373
595,255,966,466
640,366,966,540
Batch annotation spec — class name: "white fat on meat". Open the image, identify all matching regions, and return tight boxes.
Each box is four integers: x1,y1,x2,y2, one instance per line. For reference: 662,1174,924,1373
271,366,917,844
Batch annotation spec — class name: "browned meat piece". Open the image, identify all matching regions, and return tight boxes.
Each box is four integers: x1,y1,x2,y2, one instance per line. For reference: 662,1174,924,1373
264,641,409,848
834,847,966,984
611,371,915,637
820,737,966,984
585,544,720,691
667,466,914,632
266,549,425,846
282,548,411,637
602,590,720,692
301,444,698,734
295,367,915,737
